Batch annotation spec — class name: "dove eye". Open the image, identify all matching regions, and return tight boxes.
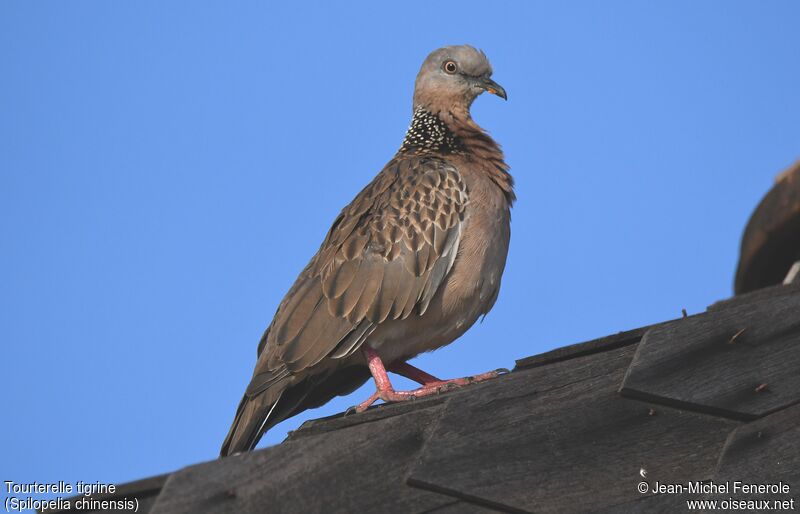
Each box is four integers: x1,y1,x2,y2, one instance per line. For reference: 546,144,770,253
443,61,458,74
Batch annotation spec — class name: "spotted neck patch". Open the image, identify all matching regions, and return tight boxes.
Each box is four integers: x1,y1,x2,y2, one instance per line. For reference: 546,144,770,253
398,108,461,154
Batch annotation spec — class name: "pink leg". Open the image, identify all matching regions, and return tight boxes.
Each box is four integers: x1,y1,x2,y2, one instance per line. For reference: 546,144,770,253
387,361,442,384
353,346,506,413
388,361,502,387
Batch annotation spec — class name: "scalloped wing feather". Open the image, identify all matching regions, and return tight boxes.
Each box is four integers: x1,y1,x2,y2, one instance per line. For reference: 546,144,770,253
244,156,467,399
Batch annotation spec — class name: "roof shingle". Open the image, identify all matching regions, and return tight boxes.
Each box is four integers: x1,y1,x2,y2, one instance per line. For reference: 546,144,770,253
43,283,800,513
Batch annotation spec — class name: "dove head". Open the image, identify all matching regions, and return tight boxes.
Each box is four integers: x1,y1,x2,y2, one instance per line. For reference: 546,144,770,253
412,45,506,114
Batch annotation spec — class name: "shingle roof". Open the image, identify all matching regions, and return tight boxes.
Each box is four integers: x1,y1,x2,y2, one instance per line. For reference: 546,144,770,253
45,282,800,513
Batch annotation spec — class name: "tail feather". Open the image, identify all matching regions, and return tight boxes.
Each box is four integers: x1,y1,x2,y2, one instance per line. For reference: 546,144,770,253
219,366,372,457
220,388,284,457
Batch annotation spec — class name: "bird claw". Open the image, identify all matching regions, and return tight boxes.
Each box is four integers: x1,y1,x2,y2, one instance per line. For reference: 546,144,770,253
349,365,509,417
343,405,358,417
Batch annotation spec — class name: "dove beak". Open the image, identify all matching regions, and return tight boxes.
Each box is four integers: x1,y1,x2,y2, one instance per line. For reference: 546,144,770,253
477,77,507,100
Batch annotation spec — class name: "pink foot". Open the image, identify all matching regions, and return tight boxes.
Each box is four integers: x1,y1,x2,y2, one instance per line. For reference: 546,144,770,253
352,346,508,413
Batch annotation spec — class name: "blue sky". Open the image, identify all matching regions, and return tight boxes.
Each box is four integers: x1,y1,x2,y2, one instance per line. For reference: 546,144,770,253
2,0,799,500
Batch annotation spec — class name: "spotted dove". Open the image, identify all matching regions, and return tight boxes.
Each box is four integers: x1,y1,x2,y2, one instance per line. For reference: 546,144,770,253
221,45,514,456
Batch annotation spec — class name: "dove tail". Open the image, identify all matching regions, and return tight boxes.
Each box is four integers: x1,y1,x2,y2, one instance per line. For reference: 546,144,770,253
220,388,285,457
220,366,373,457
